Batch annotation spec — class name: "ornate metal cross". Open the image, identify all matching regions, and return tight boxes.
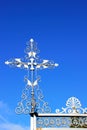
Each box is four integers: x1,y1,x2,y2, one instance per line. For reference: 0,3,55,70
5,39,87,130
5,38,58,114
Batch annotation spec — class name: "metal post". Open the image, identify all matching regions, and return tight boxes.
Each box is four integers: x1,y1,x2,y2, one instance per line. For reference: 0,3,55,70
30,114,36,130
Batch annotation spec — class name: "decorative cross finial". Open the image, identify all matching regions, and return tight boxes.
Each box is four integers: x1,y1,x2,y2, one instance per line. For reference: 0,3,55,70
5,39,58,114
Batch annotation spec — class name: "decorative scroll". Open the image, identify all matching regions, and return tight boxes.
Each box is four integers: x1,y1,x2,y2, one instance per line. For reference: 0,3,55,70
56,97,87,114
36,117,87,128
5,38,87,129
36,97,87,128
15,81,51,114
5,39,58,114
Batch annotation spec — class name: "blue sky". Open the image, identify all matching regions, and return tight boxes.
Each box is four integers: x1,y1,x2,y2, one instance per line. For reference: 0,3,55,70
0,0,87,129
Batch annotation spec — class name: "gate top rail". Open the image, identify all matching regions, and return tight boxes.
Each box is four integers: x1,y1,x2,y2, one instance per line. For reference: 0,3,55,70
36,113,87,128
37,113,87,117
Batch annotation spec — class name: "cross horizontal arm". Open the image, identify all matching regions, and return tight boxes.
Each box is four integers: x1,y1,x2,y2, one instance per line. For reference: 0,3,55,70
36,60,59,69
5,58,29,69
5,58,59,70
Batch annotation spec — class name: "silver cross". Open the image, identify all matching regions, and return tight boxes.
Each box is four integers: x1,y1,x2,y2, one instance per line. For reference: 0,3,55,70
5,38,59,113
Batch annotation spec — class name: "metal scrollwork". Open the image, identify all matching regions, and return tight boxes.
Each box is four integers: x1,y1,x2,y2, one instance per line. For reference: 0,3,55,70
37,117,72,128
56,97,87,114
36,97,87,128
70,117,87,128
5,38,87,129
5,39,58,114
37,116,87,128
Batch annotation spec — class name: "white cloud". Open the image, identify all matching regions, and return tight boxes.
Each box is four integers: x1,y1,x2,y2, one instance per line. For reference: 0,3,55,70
0,122,29,130
0,101,11,124
0,101,12,115
0,101,29,130
0,101,8,108
0,114,8,123
0,114,29,130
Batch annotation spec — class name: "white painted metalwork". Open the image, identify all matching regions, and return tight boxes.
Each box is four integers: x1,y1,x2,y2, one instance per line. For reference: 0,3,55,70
56,97,87,114
5,39,58,114
5,39,87,129
36,97,87,128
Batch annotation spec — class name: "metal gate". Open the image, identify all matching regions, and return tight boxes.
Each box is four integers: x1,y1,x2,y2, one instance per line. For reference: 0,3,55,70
30,97,87,130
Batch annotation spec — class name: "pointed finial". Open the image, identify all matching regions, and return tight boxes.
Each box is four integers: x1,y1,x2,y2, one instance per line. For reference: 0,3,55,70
5,61,10,65
30,38,34,43
55,63,59,67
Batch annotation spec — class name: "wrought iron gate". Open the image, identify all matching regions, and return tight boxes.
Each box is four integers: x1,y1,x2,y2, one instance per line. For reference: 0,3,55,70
30,97,87,130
